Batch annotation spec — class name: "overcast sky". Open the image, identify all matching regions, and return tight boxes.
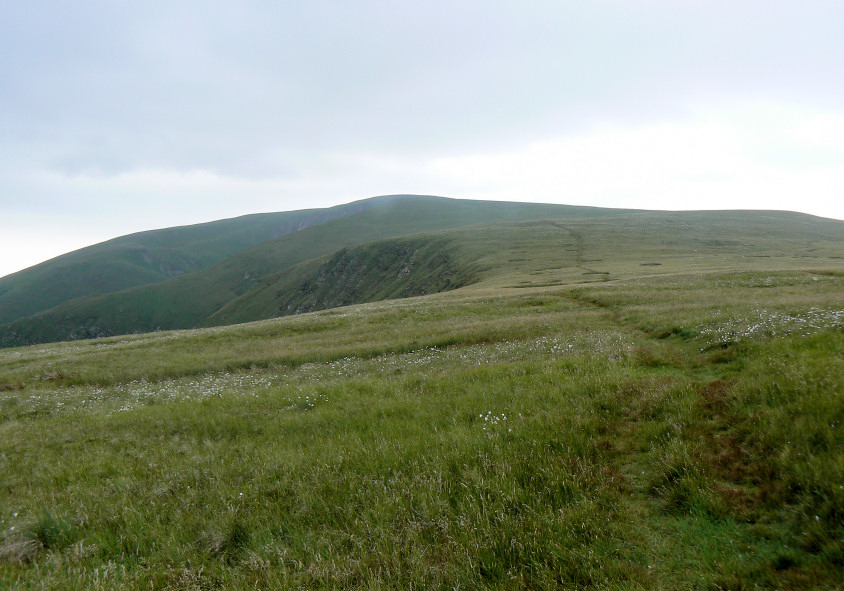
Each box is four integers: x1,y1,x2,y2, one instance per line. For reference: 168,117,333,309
2,1,843,278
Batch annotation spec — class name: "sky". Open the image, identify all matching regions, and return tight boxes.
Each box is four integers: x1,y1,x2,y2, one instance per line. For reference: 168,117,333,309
2,1,843,278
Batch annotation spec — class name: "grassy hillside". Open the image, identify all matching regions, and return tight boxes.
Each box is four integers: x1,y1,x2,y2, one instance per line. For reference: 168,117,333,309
0,262,841,588
0,197,639,347
207,236,476,324
206,208,842,327
4,197,842,349
0,195,396,326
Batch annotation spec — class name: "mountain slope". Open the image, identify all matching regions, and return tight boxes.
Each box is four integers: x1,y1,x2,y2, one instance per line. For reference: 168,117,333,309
0,197,633,346
205,235,477,325
205,209,844,326
0,195,396,325
1,197,841,348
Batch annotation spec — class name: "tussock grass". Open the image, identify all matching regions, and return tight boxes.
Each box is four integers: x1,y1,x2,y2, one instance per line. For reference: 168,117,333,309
0,268,842,588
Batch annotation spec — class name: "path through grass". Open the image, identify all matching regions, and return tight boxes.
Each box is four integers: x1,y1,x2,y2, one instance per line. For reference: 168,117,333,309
1,270,842,589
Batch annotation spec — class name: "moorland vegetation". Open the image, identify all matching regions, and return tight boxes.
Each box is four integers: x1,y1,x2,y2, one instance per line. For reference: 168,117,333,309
0,196,842,588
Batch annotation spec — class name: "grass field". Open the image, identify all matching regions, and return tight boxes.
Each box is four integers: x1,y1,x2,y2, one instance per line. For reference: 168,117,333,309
1,196,627,347
6,196,840,349
1,262,842,588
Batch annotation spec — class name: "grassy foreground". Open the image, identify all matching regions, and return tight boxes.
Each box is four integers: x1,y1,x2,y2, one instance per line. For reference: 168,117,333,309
0,269,842,589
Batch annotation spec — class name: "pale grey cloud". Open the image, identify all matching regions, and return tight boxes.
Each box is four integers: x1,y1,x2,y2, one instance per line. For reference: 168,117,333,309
2,1,843,276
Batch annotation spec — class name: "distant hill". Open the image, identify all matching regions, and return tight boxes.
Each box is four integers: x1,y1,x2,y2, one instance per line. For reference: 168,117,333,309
204,209,844,327
0,195,402,325
1,196,841,348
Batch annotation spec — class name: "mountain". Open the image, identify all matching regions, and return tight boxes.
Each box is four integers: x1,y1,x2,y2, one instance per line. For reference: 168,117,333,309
0,196,631,346
3,199,843,589
1,196,841,348
0,195,402,326
206,209,843,326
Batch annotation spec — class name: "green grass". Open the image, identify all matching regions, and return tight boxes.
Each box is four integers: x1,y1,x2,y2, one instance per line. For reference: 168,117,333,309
0,196,394,327
1,262,842,588
13,195,843,349
206,235,478,324
0,196,634,347
5,204,841,349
